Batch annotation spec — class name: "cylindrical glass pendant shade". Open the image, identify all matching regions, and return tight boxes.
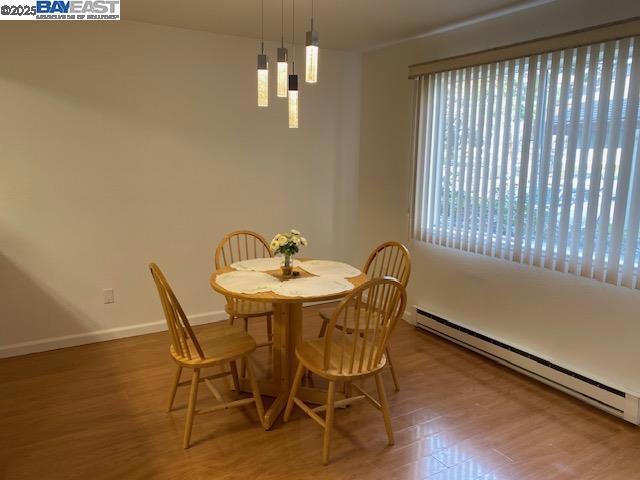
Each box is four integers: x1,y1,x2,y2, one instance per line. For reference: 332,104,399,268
257,54,269,107
288,74,298,128
277,47,288,98
288,91,299,128
305,30,318,83
305,45,318,83
257,69,268,106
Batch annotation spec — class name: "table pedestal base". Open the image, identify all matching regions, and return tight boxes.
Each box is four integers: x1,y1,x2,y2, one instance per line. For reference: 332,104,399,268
238,302,344,429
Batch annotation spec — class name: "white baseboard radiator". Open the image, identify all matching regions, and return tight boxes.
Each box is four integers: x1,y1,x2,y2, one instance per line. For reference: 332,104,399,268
415,307,640,425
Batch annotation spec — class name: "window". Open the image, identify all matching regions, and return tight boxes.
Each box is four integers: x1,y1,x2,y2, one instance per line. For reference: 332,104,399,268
411,36,640,288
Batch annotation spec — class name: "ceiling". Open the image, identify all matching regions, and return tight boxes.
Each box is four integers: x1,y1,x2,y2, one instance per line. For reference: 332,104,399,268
124,0,537,51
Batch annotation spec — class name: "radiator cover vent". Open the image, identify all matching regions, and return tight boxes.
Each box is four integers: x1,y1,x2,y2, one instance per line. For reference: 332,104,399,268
415,307,640,424
417,308,624,397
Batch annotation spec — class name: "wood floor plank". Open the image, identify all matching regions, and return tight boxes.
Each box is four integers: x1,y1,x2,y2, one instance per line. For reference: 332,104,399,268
2,304,640,479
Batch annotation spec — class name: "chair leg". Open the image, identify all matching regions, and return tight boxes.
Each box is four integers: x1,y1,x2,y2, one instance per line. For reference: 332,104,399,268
306,370,315,388
318,317,328,338
266,313,273,343
241,317,249,378
230,360,241,392
245,355,266,429
284,362,306,422
228,314,235,326
386,346,400,391
323,381,337,465
374,372,394,446
167,365,183,412
343,381,352,398
183,369,200,449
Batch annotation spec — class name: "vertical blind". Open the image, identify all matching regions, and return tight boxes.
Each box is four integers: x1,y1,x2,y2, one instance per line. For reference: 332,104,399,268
411,36,640,288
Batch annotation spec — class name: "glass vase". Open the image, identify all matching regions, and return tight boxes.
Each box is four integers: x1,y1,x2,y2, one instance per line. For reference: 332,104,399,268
281,254,293,278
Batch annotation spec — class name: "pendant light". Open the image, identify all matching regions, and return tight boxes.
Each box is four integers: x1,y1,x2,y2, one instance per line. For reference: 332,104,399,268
257,0,268,107
277,0,289,98
288,0,299,128
305,0,318,83
288,73,299,128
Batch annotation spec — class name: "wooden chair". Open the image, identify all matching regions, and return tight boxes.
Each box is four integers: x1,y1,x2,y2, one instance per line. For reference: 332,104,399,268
284,277,407,464
214,231,274,350
149,263,266,449
317,241,411,390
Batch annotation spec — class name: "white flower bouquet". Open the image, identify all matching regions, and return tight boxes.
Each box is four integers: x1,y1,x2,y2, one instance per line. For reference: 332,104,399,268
270,229,308,276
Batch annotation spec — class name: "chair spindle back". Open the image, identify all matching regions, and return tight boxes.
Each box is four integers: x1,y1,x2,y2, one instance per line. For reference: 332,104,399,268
324,277,406,376
149,263,204,361
363,241,411,288
214,230,272,269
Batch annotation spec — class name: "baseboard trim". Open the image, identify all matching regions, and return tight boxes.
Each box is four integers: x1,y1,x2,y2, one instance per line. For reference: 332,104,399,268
0,300,394,360
0,310,227,359
403,309,416,325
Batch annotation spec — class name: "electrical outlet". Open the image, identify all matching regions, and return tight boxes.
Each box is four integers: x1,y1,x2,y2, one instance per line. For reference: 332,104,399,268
103,288,114,304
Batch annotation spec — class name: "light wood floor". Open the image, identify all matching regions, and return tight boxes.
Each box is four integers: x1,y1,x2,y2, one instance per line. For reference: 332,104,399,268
2,305,640,479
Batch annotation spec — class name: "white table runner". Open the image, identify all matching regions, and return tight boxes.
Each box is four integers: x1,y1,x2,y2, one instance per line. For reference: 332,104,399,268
215,271,281,294
298,260,361,278
231,257,302,272
274,276,354,298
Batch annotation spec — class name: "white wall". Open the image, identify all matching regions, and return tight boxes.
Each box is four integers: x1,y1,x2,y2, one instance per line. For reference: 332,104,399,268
357,0,640,393
0,21,361,356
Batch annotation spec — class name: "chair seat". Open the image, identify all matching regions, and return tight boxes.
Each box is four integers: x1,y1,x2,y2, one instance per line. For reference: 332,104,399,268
170,323,256,367
296,338,386,380
226,299,273,318
319,305,378,333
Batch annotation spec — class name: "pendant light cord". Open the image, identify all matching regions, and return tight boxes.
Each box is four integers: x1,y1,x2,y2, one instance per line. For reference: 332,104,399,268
311,0,314,31
281,0,284,47
292,0,295,73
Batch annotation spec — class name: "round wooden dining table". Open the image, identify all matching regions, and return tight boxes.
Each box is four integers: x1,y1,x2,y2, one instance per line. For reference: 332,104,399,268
210,261,367,429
